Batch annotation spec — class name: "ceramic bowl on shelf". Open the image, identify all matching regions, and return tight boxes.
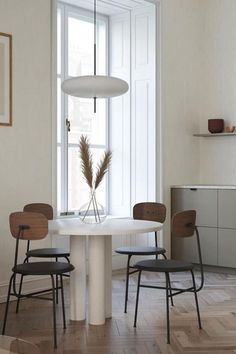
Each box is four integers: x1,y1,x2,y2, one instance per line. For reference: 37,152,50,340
208,118,224,133
225,125,235,133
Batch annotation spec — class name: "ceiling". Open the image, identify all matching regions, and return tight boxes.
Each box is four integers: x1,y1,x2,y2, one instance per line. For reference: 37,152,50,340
60,0,151,15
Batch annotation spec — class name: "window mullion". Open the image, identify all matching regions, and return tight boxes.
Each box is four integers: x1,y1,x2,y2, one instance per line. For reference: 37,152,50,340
61,4,68,213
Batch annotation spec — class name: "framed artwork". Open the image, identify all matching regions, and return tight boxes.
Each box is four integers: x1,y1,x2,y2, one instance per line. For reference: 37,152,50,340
0,32,12,126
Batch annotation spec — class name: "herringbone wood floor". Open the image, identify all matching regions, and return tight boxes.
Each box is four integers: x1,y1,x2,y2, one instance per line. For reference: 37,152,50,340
1,270,236,354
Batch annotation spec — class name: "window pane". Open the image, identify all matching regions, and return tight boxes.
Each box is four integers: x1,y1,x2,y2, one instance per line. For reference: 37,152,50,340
68,15,106,77
68,16,94,77
97,19,106,74
68,146,106,211
68,97,106,145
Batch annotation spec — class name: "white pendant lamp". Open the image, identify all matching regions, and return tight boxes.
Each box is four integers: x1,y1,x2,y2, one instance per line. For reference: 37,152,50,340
61,0,129,111
61,75,128,98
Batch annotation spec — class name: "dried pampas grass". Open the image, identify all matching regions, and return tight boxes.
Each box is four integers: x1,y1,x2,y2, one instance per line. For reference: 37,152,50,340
79,135,112,190
79,135,93,189
94,150,112,189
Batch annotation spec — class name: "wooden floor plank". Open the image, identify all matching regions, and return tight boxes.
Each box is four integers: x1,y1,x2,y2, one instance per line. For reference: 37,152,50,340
1,270,236,353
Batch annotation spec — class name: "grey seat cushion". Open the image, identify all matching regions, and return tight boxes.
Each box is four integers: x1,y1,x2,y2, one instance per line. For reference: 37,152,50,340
13,262,74,275
26,247,70,258
134,259,194,272
115,246,166,256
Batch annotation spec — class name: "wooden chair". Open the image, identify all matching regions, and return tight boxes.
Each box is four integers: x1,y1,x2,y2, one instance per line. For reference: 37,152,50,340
133,210,204,344
16,203,70,309
23,203,69,262
115,202,167,313
2,212,74,348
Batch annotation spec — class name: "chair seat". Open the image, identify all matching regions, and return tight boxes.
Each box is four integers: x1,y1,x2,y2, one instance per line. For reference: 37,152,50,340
26,248,70,258
115,246,166,256
134,259,194,272
13,262,74,276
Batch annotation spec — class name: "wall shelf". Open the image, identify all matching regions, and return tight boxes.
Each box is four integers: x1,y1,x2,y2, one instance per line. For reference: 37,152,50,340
193,132,236,137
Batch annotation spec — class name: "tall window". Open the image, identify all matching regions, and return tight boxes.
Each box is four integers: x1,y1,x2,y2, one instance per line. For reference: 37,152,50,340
57,3,108,214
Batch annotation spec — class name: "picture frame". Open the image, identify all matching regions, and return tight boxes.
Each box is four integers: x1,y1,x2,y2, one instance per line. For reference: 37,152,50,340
0,32,12,126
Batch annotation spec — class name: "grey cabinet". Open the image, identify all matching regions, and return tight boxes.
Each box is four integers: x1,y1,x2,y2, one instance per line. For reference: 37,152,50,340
218,229,236,268
171,188,217,227
172,226,217,265
171,186,236,268
218,190,236,229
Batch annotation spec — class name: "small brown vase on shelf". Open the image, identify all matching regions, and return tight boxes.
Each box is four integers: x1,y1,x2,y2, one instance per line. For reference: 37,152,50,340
208,119,224,133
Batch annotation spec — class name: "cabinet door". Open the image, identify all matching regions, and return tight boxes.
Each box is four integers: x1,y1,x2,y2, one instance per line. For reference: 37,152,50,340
171,188,217,227
218,190,236,229
218,228,236,267
171,227,217,266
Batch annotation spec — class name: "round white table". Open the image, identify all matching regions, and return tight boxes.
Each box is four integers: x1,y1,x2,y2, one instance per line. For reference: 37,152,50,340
49,217,163,325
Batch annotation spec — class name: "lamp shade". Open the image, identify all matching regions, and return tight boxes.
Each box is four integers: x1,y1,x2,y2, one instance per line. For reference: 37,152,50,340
61,75,129,98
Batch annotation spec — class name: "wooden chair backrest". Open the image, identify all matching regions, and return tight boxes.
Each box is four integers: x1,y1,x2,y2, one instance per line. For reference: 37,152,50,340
9,212,48,240
171,210,196,238
23,203,53,220
133,202,166,223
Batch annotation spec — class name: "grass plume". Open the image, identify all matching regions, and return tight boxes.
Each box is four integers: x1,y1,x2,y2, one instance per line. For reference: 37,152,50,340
79,135,93,189
94,150,112,189
79,135,112,191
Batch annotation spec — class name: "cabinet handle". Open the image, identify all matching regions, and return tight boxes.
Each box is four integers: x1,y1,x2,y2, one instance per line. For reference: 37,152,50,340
190,188,197,191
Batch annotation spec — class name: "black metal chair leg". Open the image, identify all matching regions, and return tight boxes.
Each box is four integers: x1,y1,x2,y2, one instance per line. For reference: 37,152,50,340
155,231,158,248
124,255,132,313
134,270,142,327
168,274,174,307
155,232,158,260
16,275,24,313
163,254,174,306
60,275,66,329
2,274,14,334
191,270,202,329
51,275,57,349
165,273,170,344
56,257,59,304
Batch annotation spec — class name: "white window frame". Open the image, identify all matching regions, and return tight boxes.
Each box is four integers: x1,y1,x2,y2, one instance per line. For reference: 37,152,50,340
57,2,109,215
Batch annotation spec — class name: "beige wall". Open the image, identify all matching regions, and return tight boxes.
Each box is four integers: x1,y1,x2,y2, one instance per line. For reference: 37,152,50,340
199,0,236,184
161,0,236,251
0,0,52,300
1,0,235,296
161,0,204,251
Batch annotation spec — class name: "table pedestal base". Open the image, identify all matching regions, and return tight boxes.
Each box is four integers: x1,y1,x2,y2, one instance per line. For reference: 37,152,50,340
70,236,86,321
70,234,112,325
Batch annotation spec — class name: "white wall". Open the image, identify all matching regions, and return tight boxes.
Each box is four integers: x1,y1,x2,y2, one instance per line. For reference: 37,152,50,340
0,0,52,301
161,0,204,252
199,0,236,184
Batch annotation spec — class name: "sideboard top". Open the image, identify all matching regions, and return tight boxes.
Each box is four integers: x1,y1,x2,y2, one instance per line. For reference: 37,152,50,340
171,185,236,190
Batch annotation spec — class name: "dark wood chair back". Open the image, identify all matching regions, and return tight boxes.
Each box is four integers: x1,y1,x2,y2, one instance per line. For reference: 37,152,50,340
23,203,53,220
9,212,48,240
171,209,204,290
171,210,196,238
133,202,166,223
